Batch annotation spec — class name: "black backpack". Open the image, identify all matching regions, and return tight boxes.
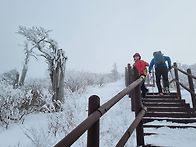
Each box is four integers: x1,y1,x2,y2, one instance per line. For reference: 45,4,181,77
153,51,165,65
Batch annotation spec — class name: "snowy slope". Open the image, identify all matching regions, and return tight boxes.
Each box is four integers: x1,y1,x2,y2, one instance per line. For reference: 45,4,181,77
1,79,196,147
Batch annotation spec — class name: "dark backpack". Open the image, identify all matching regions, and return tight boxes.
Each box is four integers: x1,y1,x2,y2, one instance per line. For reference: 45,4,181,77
153,51,165,65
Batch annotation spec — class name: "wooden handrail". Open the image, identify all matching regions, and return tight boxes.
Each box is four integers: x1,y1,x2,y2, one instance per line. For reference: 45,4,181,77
116,106,147,146
54,73,145,147
54,61,196,147
173,79,196,96
173,65,196,80
170,62,196,108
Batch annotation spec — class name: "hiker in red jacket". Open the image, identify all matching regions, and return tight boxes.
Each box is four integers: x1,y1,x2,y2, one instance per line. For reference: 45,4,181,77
133,53,149,98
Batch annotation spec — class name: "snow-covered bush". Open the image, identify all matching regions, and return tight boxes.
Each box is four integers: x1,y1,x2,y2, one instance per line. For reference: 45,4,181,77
0,69,19,87
47,88,82,137
48,112,75,137
0,76,53,128
22,80,53,112
64,70,104,92
0,80,25,128
23,127,54,147
0,69,122,129
64,70,117,93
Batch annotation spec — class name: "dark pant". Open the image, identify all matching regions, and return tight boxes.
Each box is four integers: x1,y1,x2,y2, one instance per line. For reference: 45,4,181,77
141,81,148,98
155,66,169,93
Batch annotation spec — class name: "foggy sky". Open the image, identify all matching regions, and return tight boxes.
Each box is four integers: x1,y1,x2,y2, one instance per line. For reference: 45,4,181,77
1,0,196,78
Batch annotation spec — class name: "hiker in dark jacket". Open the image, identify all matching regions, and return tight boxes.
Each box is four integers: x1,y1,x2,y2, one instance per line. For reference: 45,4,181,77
149,51,171,95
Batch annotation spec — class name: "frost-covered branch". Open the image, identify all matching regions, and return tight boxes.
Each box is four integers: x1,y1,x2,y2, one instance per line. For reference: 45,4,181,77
17,26,67,110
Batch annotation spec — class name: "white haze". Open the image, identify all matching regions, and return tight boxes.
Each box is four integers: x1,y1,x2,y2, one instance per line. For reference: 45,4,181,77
1,0,196,78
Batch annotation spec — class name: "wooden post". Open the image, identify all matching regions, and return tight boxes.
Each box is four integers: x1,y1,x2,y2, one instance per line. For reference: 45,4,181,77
127,63,131,85
133,68,145,146
173,62,181,99
87,95,100,147
187,69,196,109
127,64,136,111
125,67,128,87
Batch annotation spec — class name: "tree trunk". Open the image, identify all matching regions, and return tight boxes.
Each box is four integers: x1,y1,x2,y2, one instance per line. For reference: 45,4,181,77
51,62,65,111
19,64,28,86
58,68,64,103
13,72,20,89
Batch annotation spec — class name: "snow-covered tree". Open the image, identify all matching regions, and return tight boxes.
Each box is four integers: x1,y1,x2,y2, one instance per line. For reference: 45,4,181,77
110,63,120,81
19,42,37,86
17,26,67,111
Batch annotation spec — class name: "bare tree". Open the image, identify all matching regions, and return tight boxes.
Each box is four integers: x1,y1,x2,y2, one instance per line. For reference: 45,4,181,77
19,42,37,86
17,26,67,110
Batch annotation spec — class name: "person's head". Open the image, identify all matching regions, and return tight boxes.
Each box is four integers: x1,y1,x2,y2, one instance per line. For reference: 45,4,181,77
153,51,163,56
133,53,141,61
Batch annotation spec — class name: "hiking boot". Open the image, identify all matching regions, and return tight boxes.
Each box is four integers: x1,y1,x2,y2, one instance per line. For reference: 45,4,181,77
159,93,164,96
165,87,170,94
142,88,149,98
145,88,149,93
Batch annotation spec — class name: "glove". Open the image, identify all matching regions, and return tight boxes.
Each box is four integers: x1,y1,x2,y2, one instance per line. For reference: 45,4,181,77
140,75,145,79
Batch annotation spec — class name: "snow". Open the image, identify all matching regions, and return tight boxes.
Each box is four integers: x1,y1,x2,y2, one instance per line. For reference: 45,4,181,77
1,79,196,147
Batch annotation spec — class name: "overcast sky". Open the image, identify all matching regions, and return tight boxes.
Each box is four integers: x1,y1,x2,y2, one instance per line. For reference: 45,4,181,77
1,0,196,78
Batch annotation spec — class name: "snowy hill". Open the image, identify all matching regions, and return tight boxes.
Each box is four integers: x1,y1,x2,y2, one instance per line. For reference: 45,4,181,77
1,79,196,147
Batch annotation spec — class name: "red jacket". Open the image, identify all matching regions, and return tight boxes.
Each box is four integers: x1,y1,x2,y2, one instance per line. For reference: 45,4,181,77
133,59,149,76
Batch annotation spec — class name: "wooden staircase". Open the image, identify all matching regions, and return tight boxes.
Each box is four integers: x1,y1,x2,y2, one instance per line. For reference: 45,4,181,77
142,92,196,146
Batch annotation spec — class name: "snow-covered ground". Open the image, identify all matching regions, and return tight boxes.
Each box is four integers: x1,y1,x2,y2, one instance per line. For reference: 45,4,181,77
1,79,196,147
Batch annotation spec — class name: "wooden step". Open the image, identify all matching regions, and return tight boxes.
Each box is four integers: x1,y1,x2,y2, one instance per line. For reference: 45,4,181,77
147,92,177,95
144,112,196,118
146,107,191,112
143,117,196,124
143,98,185,103
143,124,196,129
144,132,158,136
143,144,163,147
142,92,195,147
143,103,190,107
145,95,177,99
146,92,177,97
143,101,187,105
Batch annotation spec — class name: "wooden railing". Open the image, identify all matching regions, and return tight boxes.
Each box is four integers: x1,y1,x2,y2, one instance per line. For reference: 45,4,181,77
54,67,147,147
170,62,196,109
54,61,196,147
